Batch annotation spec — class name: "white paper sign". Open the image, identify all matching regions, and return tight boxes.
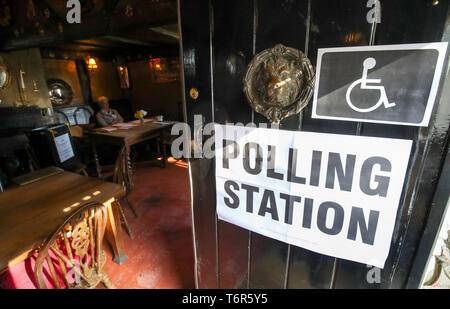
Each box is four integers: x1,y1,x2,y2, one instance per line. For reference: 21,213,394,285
215,124,412,268
54,133,75,163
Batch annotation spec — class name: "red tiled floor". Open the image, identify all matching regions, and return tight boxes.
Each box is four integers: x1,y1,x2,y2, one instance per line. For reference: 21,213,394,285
103,157,195,289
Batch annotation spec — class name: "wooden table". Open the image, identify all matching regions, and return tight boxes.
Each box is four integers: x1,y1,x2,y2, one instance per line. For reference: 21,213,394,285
0,171,127,273
86,121,175,195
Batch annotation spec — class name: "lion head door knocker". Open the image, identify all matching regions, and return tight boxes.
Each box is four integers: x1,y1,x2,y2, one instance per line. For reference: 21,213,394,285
243,44,315,124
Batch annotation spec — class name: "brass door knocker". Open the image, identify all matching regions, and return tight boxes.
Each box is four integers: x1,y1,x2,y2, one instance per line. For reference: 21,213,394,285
243,44,315,124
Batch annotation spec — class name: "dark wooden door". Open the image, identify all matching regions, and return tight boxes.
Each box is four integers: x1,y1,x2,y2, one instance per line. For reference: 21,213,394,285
178,0,450,288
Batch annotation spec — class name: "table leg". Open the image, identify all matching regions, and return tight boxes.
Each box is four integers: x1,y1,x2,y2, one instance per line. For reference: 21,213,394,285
113,147,124,184
161,133,167,168
156,138,161,157
125,144,134,191
92,143,102,178
105,200,128,264
124,145,140,217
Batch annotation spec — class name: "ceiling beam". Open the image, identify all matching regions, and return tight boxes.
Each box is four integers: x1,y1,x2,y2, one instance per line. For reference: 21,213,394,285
149,25,180,40
100,36,157,47
0,15,179,51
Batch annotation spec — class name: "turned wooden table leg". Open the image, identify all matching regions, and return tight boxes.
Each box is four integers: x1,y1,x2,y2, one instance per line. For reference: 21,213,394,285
124,144,139,217
161,132,167,168
125,144,134,191
105,200,128,264
156,138,161,156
92,143,102,178
113,146,124,184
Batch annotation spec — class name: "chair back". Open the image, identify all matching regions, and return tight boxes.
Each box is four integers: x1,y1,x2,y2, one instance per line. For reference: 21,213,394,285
113,147,134,193
34,202,115,289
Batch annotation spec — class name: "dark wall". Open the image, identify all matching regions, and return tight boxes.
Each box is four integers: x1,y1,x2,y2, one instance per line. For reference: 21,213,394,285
129,60,182,120
89,60,123,102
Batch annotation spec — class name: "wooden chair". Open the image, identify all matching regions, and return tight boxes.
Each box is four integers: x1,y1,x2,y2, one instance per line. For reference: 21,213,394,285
90,143,136,239
34,202,116,289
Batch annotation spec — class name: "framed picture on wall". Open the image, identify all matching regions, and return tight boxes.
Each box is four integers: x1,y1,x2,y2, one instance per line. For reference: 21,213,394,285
149,57,180,83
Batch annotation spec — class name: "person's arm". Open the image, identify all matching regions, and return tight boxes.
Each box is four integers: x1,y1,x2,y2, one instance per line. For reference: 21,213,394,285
113,109,124,123
96,112,109,127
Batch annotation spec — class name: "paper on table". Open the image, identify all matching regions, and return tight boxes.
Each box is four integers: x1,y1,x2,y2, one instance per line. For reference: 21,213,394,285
112,122,137,128
114,126,135,130
153,121,169,125
96,126,118,132
129,119,153,124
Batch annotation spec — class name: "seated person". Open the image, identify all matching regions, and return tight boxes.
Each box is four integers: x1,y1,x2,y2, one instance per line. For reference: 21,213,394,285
95,96,124,127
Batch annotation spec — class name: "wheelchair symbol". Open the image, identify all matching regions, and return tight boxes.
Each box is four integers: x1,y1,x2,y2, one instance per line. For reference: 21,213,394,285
346,57,395,113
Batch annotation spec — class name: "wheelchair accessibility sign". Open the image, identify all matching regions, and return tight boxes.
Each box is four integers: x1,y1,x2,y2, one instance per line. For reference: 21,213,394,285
312,43,447,126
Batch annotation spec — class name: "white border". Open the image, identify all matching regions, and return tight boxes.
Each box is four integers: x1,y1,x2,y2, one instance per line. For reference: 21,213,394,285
312,42,448,127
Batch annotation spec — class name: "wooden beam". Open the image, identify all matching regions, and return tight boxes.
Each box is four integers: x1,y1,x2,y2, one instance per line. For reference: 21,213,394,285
149,25,180,40
0,18,179,51
100,36,157,47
